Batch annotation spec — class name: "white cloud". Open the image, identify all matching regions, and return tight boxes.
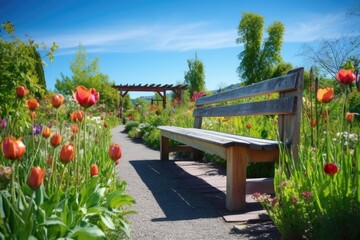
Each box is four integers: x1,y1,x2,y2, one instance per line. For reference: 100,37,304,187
36,22,237,55
284,12,359,42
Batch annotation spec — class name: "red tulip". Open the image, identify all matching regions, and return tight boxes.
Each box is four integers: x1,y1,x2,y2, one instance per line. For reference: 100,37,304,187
310,120,316,127
71,125,79,133
70,110,85,122
323,163,338,176
1,137,26,160
27,166,45,190
60,143,75,164
50,133,62,148
90,164,99,176
317,88,334,103
109,144,122,161
51,94,65,108
26,98,40,111
72,86,99,108
16,86,29,98
346,112,355,122
336,69,356,85
246,123,251,129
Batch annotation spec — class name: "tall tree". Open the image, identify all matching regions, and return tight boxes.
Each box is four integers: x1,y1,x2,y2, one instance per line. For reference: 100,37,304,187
184,53,205,97
0,21,56,116
55,45,119,112
237,13,284,85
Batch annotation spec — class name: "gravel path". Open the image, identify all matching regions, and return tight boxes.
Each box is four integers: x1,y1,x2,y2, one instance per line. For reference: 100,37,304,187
111,125,279,240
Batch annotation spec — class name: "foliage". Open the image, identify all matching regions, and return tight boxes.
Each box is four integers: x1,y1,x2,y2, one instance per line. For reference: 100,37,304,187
255,69,360,239
184,53,206,98
122,94,133,111
55,45,120,112
0,21,57,117
236,12,284,85
0,85,134,239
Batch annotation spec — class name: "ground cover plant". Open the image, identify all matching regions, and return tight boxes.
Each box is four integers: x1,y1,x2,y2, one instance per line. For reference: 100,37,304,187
0,85,134,239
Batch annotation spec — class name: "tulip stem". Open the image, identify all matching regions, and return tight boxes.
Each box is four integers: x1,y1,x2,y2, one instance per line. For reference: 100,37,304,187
10,162,16,205
83,110,88,182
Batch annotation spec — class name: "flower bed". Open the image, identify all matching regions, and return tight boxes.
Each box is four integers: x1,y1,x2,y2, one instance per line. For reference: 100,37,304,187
0,85,134,239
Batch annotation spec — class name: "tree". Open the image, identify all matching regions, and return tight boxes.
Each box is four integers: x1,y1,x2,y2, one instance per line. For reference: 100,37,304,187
236,12,285,85
300,36,360,79
55,45,120,112
0,21,56,116
184,53,205,97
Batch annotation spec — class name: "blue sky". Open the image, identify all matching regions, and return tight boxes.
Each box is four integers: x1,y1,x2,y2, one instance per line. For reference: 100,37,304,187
1,0,359,98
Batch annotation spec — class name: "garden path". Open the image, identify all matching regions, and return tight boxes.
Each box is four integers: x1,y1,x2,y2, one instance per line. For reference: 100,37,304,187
111,125,279,240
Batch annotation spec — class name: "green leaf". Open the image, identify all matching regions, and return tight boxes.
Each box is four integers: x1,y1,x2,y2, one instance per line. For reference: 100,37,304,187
106,192,135,208
69,221,106,239
100,214,115,230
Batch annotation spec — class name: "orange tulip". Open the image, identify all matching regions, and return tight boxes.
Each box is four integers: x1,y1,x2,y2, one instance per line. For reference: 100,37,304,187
71,125,79,133
317,88,334,103
72,85,99,108
109,144,122,161
42,127,51,139
246,123,251,129
90,164,99,176
26,98,40,111
50,133,62,148
346,112,355,122
104,122,108,128
29,111,36,120
70,110,85,122
1,137,26,160
336,69,356,85
27,166,45,190
16,86,29,98
60,143,75,164
51,94,65,108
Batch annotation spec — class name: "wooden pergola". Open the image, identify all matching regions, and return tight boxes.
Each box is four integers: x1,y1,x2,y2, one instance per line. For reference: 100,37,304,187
113,83,188,118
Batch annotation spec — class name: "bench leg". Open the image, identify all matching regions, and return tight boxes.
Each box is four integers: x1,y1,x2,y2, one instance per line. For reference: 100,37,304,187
192,149,203,161
226,147,248,211
160,135,170,161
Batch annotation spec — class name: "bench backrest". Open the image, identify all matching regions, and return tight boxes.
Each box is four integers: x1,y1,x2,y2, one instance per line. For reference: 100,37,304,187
193,68,304,158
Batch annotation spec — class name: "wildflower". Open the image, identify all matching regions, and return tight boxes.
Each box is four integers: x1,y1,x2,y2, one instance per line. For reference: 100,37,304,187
42,126,51,139
346,112,355,123
323,163,338,176
60,143,75,164
0,119,6,129
252,192,261,200
72,85,99,108
16,86,29,98
1,137,26,160
26,98,40,111
291,196,298,205
90,164,99,176
246,123,251,129
336,69,356,85
51,94,65,108
70,110,85,122
302,191,312,203
50,133,62,148
32,124,43,135
317,88,334,103
109,143,122,162
29,111,36,120
0,165,12,181
190,91,206,102
27,166,45,190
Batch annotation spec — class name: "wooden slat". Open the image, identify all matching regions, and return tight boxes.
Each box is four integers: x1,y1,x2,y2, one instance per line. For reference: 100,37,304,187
196,70,298,106
194,97,296,118
158,126,280,150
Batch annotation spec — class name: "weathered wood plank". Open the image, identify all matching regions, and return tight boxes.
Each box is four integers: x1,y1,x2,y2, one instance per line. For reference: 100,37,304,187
196,71,298,106
194,97,296,118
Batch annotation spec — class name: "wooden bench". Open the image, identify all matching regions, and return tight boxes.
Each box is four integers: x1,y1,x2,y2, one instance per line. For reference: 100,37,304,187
158,68,304,211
